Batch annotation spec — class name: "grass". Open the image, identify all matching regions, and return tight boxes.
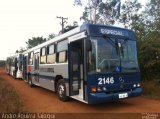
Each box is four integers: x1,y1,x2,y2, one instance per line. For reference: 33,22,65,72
142,79,160,100
0,77,22,112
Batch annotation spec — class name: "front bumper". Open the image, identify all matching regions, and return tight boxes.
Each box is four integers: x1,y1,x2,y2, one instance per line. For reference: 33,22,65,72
88,87,143,104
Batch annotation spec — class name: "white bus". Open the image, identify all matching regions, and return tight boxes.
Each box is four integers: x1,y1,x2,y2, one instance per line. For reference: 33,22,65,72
6,53,23,79
22,24,142,104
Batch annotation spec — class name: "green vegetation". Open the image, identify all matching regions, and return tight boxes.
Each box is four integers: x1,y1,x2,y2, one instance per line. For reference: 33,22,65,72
26,36,47,49
142,79,160,100
0,77,22,112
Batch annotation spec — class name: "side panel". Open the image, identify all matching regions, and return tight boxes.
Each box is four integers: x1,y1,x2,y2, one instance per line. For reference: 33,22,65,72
38,63,68,91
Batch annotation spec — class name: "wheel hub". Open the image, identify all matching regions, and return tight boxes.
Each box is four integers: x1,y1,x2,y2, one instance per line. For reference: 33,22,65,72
59,85,64,97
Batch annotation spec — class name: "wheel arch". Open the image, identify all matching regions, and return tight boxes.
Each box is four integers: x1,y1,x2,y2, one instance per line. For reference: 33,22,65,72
55,75,63,91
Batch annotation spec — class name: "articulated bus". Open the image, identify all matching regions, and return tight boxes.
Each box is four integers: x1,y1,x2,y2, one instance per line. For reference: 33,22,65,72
6,53,23,79
22,24,142,104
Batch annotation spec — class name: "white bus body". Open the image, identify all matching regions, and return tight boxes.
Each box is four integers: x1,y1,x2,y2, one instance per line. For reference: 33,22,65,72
6,53,23,79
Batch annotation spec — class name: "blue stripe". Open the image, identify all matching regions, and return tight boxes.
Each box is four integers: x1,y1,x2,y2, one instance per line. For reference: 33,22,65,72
31,74,68,81
39,75,54,80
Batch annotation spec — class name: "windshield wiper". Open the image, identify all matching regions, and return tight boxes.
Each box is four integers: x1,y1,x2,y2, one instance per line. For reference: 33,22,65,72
103,35,119,55
118,39,128,58
103,35,128,57
103,35,116,47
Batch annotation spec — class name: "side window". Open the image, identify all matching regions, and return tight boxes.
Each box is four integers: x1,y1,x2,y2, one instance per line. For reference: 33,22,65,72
29,52,34,65
57,40,68,63
40,47,46,64
48,44,54,54
57,40,68,52
47,44,56,64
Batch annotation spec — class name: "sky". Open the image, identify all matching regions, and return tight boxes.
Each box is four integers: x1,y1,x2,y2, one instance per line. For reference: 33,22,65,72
0,0,147,60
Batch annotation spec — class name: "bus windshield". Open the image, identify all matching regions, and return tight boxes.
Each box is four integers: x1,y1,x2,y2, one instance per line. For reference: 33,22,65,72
88,37,139,73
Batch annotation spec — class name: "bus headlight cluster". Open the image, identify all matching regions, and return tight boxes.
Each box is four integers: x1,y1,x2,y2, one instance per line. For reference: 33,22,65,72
97,87,102,92
90,86,108,93
103,87,107,91
133,83,141,88
133,84,136,88
97,86,108,92
137,83,141,87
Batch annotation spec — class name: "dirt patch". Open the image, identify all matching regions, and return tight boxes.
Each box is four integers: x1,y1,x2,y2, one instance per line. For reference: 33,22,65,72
0,69,160,114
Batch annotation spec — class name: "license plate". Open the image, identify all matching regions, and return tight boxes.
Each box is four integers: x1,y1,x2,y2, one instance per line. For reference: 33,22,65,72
119,93,128,99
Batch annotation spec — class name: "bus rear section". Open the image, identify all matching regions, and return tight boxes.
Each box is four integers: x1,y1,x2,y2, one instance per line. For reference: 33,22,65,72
5,54,23,79
6,57,11,74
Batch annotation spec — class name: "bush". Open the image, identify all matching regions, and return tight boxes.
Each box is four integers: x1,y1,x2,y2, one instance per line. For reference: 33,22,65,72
142,79,160,99
138,32,160,80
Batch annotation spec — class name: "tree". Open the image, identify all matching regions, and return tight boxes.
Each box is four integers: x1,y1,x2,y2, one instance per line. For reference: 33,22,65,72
78,0,121,25
139,31,160,80
15,47,26,53
137,0,160,80
97,0,121,25
48,33,56,40
147,0,160,22
60,21,78,33
26,36,47,49
118,0,141,29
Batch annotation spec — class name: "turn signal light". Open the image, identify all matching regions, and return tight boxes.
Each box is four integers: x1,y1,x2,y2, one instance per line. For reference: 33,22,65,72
91,87,97,93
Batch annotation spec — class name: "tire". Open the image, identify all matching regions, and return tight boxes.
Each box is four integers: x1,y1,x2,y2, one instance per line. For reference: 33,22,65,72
28,75,34,87
13,70,16,79
57,79,69,101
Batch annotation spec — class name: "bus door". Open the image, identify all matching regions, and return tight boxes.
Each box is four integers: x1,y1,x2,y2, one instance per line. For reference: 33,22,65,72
69,39,85,101
34,53,39,84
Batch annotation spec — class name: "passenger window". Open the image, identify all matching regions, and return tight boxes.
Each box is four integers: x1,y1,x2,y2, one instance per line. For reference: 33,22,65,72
41,47,46,56
57,40,68,63
59,51,67,63
57,40,68,52
29,52,34,65
47,44,56,64
48,44,54,54
40,47,46,64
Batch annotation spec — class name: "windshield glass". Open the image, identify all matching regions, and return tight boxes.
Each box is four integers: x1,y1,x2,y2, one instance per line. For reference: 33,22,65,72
88,37,139,73
120,40,139,72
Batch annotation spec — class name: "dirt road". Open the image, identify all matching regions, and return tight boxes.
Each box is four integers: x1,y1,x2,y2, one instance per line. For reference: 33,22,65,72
0,69,160,118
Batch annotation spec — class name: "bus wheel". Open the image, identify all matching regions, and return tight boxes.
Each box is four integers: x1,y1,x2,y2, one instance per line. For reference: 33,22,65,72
28,75,34,87
13,70,16,79
57,79,69,101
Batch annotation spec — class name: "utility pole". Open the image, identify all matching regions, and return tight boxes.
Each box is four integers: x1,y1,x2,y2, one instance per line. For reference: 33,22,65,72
56,16,68,33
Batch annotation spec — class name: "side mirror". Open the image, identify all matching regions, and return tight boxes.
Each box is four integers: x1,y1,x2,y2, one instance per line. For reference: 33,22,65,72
86,40,92,51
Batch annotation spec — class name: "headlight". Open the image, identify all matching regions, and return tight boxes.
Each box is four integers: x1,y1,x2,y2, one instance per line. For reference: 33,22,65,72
103,87,107,91
133,84,136,88
97,87,102,92
137,83,141,87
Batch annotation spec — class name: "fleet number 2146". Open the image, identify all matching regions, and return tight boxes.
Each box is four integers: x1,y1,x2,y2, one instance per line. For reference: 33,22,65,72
98,77,114,85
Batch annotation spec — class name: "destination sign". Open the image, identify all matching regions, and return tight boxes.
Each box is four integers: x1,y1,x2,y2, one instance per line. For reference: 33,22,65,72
100,28,124,36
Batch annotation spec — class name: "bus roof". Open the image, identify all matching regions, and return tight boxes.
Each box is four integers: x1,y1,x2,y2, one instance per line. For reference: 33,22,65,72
23,24,135,54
